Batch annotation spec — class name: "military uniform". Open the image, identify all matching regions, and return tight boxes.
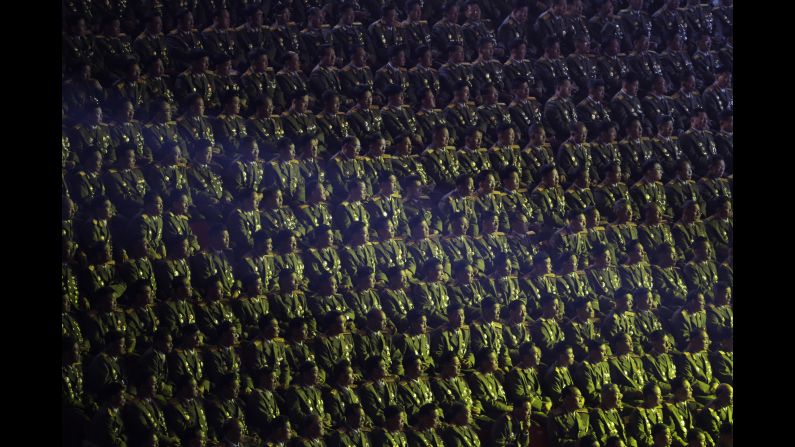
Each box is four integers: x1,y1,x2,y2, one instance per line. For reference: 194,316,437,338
618,262,655,295
104,167,149,215
340,62,375,100
314,112,349,155
309,64,344,100
134,30,172,72
177,115,217,156
532,317,566,362
382,286,415,332
438,62,473,104
563,316,601,362
651,263,688,311
374,427,410,447
342,242,378,278
422,146,462,190
548,408,592,447
71,122,115,163
358,376,399,426
597,53,629,96
432,324,475,369
241,69,277,112
400,19,432,56
407,63,440,104
641,93,676,133
316,332,356,376
543,96,578,142
144,121,187,162
281,111,321,147
88,404,128,447
576,97,613,138
566,52,600,96
191,248,239,295
346,105,386,143
643,351,677,396
627,50,664,88
679,128,717,177
660,48,694,88
175,68,216,108
411,280,450,327
407,425,444,447
611,90,646,135
275,70,309,112
675,350,718,405
620,138,655,181
243,336,290,387
670,309,707,349
521,143,557,185
397,374,435,421
509,97,545,143
638,222,675,259
671,90,703,131
110,119,150,162
196,300,238,343
332,22,370,62
590,406,631,447
531,184,568,234
683,259,718,301
299,23,333,70
245,387,281,439
147,162,191,203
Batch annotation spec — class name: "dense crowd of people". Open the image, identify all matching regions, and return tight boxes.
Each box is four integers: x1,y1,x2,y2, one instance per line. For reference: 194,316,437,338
61,0,733,446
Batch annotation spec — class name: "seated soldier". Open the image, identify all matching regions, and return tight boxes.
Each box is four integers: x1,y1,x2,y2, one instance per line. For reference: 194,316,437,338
271,230,308,290
308,273,355,329
628,382,668,447
630,160,672,221
608,332,648,405
590,384,633,447
447,260,488,321
671,200,708,263
619,240,655,294
397,353,435,424
323,360,368,430
544,344,577,405
703,196,732,263
260,188,306,241
683,238,719,302
573,338,612,407
663,376,701,446
431,303,475,371
439,175,479,237
242,316,290,389
638,203,675,259
441,401,483,447
357,355,399,428
564,299,601,361
522,124,558,186
675,329,719,406
506,342,553,418
665,159,704,222
601,289,639,344
644,330,677,398
670,292,708,350
86,382,129,447
633,288,664,351
262,137,304,205
468,348,513,422
372,405,409,447
472,297,513,371
314,312,356,380
547,385,593,447
531,165,569,240
652,243,690,315
710,328,733,387
355,308,402,377
341,221,379,290
698,384,733,446
595,163,633,224
411,258,452,328
395,310,435,374
284,361,332,428
707,282,733,340
381,267,416,333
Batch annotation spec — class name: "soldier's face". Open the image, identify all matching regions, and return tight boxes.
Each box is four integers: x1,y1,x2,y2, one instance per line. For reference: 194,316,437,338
342,8,355,24
484,215,499,233
295,95,309,113
409,4,422,20
451,46,465,63
322,48,335,66
450,308,465,328
480,42,494,60
421,50,433,67
516,7,529,22
627,80,640,96
353,48,366,65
